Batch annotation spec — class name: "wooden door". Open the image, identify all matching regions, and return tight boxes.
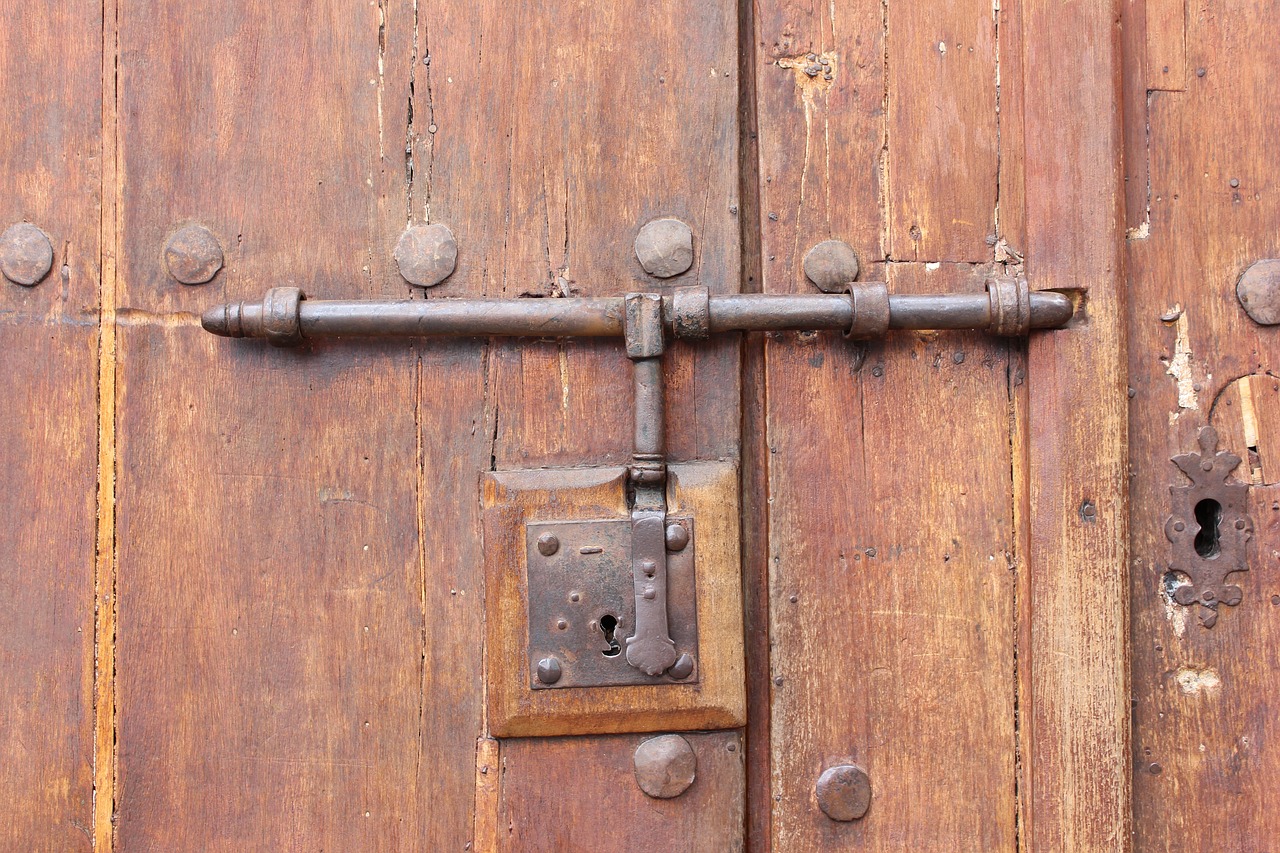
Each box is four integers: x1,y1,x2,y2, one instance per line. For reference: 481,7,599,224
3,0,1278,850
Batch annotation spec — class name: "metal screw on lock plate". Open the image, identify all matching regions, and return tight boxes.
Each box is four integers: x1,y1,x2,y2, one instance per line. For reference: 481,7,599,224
164,224,224,285
634,734,697,799
395,223,458,288
634,218,694,278
815,764,872,821
0,222,54,286
536,656,562,685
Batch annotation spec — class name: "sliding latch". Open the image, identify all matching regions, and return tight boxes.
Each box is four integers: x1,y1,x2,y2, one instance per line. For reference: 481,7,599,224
204,277,1072,689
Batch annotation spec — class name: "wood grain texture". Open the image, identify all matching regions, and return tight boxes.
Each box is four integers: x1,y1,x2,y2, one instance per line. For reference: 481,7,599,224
887,0,999,261
483,463,745,738
497,731,744,852
1022,0,1131,848
0,1,101,849
765,264,1018,850
1128,0,1280,847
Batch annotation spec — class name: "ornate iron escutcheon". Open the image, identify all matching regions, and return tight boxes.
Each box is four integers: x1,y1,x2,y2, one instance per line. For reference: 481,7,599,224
1166,426,1254,628
203,274,1072,723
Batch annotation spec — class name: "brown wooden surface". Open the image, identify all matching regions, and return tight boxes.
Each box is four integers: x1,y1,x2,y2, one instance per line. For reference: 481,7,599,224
498,731,744,852
483,464,745,738
1021,0,1132,848
1128,0,1280,846
0,2,101,850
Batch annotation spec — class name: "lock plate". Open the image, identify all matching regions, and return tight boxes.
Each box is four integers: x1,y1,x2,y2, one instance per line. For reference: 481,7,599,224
526,518,698,689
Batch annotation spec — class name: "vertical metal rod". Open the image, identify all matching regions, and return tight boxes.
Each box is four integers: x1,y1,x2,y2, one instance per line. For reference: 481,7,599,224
633,356,665,463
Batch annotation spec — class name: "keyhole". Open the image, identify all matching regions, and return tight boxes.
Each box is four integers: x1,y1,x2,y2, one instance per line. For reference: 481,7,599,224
599,614,622,657
1193,499,1222,558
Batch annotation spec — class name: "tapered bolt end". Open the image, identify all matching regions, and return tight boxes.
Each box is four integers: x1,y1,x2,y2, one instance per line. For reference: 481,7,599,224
201,302,244,337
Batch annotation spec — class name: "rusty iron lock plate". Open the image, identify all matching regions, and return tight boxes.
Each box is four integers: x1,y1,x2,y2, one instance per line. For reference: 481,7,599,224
526,518,698,690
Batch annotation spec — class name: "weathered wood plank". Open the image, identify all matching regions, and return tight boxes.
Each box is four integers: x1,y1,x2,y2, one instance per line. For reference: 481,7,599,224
0,1,101,849
887,0,999,261
765,263,1018,850
1129,0,1280,847
1021,0,1131,848
498,731,744,852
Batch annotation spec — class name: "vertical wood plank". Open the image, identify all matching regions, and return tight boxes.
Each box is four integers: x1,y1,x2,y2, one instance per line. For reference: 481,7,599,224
1021,0,1131,849
111,0,467,848
1128,0,1280,847
887,0,999,261
765,264,1018,851
0,2,101,849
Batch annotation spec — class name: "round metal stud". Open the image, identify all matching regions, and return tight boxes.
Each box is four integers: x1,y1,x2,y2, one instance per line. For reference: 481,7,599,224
1237,259,1280,325
164,224,223,285
537,532,560,557
0,222,54,286
394,223,458,288
665,522,690,552
536,656,562,685
803,239,860,293
633,734,697,799
634,218,694,278
815,764,872,821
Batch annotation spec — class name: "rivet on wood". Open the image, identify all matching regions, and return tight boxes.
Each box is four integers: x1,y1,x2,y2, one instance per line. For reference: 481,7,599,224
0,222,54,287
815,764,872,821
634,218,694,278
164,224,224,285
1236,259,1280,325
633,734,697,799
802,239,860,293
394,223,458,288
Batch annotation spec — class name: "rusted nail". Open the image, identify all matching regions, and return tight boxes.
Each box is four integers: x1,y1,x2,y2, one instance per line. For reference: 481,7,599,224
1236,260,1280,325
394,223,458,288
815,764,872,821
536,656,562,684
668,653,695,680
0,222,54,286
164,224,224,285
537,532,560,557
634,218,694,278
1230,178,1240,188
803,239,860,293
665,522,690,552
633,734,697,799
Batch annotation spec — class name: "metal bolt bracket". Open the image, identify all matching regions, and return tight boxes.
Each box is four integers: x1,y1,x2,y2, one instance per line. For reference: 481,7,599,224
635,218,694,278
815,764,872,821
394,223,458,288
164,224,224,285
0,222,54,287
634,734,697,799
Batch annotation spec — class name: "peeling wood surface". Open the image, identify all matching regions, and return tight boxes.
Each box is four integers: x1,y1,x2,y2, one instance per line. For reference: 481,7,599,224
1128,0,1280,845
0,1,101,849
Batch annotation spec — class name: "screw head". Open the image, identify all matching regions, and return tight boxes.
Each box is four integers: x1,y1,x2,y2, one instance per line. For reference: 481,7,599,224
668,653,695,680
536,656,562,684
164,224,223,285
665,522,690,552
0,223,54,286
537,532,560,557
803,239,860,293
815,764,872,821
394,223,458,288
633,734,697,799
634,218,694,278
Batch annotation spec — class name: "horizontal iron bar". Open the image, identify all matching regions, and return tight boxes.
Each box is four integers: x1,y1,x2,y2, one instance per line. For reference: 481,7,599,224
203,286,1073,343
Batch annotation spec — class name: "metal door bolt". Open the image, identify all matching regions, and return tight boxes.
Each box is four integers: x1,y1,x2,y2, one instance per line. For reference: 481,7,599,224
395,223,457,288
633,734,697,799
803,239,860,293
815,764,872,821
164,224,224,285
634,218,694,278
0,223,54,286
